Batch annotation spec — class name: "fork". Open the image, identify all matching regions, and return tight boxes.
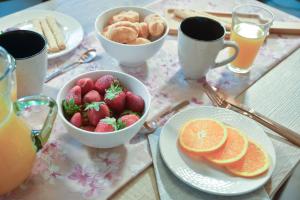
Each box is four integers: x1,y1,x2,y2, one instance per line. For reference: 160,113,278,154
202,81,300,147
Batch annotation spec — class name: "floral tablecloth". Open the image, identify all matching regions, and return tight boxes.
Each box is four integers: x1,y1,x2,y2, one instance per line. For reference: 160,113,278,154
2,0,300,199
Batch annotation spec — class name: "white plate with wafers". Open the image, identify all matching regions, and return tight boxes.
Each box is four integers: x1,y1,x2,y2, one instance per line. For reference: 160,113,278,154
0,9,84,59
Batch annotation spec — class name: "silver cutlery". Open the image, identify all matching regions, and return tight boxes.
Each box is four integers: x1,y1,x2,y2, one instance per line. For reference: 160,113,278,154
202,81,300,147
45,48,97,82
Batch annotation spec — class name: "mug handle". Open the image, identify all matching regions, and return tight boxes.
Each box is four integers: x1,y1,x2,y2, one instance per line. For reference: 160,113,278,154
213,41,239,68
14,95,58,151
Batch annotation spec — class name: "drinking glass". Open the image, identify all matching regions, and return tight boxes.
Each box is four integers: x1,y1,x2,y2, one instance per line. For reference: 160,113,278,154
228,5,273,73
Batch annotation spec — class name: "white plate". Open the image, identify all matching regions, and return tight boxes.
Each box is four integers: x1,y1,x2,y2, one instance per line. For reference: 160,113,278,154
0,10,84,59
159,106,276,196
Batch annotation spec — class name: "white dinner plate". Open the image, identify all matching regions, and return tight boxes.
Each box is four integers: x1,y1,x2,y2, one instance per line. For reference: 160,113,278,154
159,106,276,196
0,9,84,59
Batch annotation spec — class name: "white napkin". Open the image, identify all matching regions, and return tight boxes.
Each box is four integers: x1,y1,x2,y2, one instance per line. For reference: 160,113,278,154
148,128,270,200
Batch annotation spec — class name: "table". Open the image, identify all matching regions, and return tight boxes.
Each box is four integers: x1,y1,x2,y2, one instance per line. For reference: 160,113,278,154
111,47,300,200
2,0,300,199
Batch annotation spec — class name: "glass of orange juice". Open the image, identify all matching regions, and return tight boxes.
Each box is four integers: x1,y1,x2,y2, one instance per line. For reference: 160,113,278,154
228,5,274,73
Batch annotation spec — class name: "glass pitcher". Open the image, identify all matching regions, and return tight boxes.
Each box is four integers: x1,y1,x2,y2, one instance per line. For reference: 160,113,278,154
0,46,58,195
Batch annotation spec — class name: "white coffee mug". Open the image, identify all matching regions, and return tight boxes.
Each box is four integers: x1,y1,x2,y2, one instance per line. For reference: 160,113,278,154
178,17,239,79
0,30,47,98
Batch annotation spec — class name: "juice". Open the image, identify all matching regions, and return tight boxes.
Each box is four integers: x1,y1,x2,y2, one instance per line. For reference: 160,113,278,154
11,84,17,101
229,22,265,70
0,97,36,195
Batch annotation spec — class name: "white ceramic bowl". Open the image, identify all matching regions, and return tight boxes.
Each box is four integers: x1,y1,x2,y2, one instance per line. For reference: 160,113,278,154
94,6,169,66
57,70,151,148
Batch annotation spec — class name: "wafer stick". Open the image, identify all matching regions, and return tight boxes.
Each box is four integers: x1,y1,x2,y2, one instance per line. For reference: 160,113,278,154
46,16,66,50
40,18,59,53
32,19,43,36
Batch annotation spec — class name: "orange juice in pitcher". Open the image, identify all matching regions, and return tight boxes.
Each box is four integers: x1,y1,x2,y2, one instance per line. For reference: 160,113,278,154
0,97,36,194
0,47,57,195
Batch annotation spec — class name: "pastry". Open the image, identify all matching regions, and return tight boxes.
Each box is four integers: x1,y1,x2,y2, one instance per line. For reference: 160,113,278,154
129,37,151,45
108,10,139,24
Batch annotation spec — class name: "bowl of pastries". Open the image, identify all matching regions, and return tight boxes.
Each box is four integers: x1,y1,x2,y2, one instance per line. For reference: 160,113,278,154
95,6,169,66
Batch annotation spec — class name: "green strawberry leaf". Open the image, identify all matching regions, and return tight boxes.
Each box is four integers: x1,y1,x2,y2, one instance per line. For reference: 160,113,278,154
117,119,126,130
62,98,81,118
105,84,123,100
84,101,105,111
101,117,117,130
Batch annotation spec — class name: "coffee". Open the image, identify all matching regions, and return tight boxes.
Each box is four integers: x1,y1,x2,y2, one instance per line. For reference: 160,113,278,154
0,30,45,59
180,17,225,41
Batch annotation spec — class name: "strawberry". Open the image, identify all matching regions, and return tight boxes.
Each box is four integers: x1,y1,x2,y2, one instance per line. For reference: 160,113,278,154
85,102,110,126
125,91,145,113
62,98,81,118
76,78,94,95
118,114,140,127
120,110,140,117
66,85,82,105
95,117,117,132
70,112,82,128
81,126,96,132
95,117,127,132
83,90,102,103
94,75,116,95
104,84,126,113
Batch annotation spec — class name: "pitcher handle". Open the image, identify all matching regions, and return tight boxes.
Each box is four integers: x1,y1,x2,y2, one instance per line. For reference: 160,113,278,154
213,41,239,68
14,95,58,151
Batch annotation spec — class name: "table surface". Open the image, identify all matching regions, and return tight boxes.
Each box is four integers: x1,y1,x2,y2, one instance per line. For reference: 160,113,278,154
2,0,300,199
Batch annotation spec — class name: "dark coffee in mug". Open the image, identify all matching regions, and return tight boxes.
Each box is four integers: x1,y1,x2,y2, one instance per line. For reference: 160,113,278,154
180,17,225,41
0,30,46,59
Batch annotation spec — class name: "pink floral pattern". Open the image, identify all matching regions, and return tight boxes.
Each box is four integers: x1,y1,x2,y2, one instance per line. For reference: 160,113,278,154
2,0,300,199
68,165,91,186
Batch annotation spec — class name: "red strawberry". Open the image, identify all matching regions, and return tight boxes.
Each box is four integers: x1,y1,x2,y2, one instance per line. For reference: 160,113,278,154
83,90,102,103
81,126,95,132
94,75,116,95
104,84,126,113
125,91,145,113
95,117,117,132
66,85,82,105
70,112,82,127
76,78,94,95
85,102,110,126
118,114,140,127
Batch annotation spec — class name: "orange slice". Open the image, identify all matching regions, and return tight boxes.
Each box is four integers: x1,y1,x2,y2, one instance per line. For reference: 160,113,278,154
226,140,270,177
179,119,227,154
204,126,248,165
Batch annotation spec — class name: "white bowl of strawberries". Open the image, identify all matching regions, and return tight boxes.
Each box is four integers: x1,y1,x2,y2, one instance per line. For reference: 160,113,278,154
57,70,151,148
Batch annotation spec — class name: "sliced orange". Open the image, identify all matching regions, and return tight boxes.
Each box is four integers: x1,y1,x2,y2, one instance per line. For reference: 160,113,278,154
204,126,248,165
226,140,270,177
179,119,227,154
